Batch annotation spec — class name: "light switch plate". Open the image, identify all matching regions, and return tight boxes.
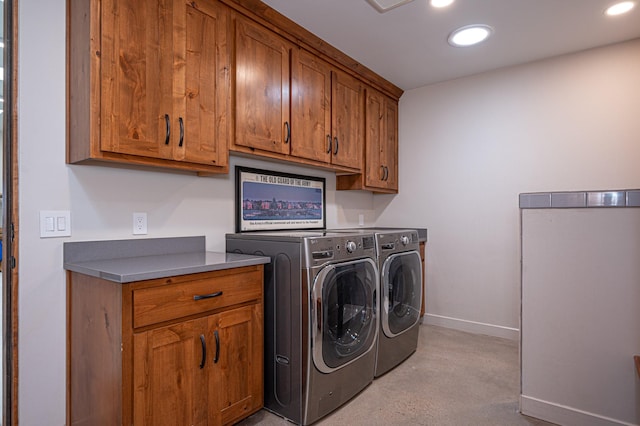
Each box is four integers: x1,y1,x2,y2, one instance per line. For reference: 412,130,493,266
40,210,71,238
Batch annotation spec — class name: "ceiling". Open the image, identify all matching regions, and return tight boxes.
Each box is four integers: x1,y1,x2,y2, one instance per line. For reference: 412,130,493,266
261,0,640,90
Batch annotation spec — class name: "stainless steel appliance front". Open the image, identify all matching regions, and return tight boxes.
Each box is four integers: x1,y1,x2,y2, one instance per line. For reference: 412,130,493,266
226,231,378,425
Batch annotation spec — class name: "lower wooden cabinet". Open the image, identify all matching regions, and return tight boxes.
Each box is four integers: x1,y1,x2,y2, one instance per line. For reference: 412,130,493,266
67,265,264,426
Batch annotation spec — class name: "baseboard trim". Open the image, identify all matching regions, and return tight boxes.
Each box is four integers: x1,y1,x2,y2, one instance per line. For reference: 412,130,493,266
520,395,639,426
424,313,519,340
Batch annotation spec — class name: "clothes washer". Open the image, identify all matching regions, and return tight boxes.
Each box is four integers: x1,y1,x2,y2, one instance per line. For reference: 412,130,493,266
329,228,423,377
226,231,378,425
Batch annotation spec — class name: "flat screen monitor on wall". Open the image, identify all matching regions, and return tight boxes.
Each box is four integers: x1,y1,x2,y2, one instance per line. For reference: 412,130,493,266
235,166,326,232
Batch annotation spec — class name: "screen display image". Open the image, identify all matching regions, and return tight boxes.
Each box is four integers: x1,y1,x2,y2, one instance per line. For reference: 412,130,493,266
236,167,326,232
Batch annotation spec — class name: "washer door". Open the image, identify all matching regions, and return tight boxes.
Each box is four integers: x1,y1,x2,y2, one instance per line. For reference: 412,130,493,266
312,258,378,373
381,251,423,338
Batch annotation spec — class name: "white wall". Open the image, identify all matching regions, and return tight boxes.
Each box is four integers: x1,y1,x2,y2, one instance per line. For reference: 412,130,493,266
18,1,374,424
375,38,640,338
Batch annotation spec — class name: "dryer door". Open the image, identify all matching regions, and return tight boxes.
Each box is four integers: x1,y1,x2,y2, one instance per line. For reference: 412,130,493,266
381,251,423,337
311,258,378,373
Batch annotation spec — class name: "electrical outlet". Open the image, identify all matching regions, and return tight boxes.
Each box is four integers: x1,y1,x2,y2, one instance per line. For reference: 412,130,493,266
133,212,147,235
358,213,365,227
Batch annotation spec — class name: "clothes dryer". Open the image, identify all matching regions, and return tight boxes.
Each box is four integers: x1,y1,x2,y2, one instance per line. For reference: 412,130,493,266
328,228,423,377
226,231,378,425
373,230,422,376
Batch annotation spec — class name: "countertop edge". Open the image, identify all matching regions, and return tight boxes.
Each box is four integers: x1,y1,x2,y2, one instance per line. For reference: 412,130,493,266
64,251,270,284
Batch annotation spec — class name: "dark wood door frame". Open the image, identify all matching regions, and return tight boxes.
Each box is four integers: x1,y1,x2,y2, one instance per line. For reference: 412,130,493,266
3,0,19,424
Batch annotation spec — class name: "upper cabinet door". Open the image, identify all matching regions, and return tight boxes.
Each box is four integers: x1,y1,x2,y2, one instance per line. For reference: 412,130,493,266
291,49,332,163
175,0,230,167
291,50,363,171
364,87,398,191
98,0,230,167
383,98,398,190
331,70,364,171
364,88,385,189
100,0,175,160
234,16,292,155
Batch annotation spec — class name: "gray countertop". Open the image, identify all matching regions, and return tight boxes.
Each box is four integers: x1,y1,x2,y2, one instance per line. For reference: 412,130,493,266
64,236,270,283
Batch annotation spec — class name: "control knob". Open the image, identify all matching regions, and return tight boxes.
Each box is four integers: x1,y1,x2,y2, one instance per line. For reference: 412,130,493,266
400,235,410,246
345,240,357,253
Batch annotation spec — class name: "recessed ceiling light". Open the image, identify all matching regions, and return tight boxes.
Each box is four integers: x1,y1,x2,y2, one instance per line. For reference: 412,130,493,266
430,0,454,8
448,25,493,47
605,1,635,15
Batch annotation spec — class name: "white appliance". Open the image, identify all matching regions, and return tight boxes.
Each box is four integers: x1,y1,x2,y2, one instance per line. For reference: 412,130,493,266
520,190,640,426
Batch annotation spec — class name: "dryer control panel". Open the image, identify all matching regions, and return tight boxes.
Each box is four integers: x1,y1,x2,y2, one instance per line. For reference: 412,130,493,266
376,230,420,255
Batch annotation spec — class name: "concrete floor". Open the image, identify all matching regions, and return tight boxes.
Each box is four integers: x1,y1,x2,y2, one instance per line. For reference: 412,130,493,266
236,324,556,426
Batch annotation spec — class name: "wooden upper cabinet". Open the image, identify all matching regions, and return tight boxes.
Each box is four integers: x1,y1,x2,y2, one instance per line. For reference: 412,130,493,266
99,0,174,161
69,0,400,187
291,49,332,163
291,50,363,172
336,86,398,193
179,0,231,167
233,15,292,155
331,69,364,171
383,98,399,190
68,0,230,173
364,87,398,191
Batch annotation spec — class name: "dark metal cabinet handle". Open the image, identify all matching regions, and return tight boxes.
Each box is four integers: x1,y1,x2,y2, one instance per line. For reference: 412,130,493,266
381,166,389,182
178,117,184,147
326,135,332,153
164,114,170,145
193,291,223,301
213,330,220,364
284,121,290,144
333,137,339,155
199,334,206,369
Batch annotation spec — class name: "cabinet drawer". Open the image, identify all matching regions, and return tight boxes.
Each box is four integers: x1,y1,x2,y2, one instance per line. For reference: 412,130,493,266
133,268,262,328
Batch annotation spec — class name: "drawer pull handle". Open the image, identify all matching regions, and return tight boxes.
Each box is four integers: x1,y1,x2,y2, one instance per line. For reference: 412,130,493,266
214,330,220,364
199,334,206,369
193,291,223,301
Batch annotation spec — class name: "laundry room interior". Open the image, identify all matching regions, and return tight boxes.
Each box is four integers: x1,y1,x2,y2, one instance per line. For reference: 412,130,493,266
4,0,640,425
